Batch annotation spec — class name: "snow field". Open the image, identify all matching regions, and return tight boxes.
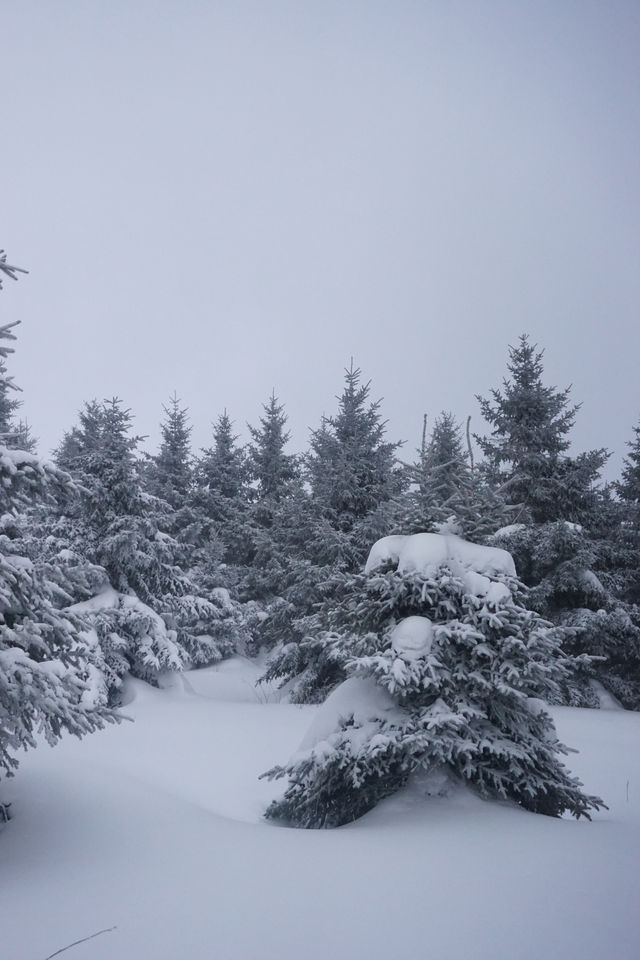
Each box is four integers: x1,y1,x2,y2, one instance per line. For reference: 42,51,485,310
1,658,639,960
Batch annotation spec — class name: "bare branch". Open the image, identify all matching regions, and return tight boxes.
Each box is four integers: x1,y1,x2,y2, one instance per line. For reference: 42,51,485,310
43,926,117,960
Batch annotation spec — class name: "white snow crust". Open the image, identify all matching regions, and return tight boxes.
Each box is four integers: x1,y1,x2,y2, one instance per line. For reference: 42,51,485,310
365,533,516,591
390,616,435,661
2,657,639,960
298,675,397,751
492,523,527,538
362,534,408,572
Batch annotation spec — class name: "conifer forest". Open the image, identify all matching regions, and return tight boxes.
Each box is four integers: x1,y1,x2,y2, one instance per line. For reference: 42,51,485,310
2,242,640,957
2,4,639,959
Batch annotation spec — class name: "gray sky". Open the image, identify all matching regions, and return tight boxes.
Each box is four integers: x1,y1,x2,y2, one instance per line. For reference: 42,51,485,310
3,1,639,477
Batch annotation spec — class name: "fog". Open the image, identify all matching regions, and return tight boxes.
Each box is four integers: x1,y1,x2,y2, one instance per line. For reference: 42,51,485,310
3,1,638,476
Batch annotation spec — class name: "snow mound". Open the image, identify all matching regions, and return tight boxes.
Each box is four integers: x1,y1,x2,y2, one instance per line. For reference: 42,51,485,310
390,616,434,661
67,585,120,615
299,676,397,751
363,534,408,571
461,571,511,605
365,532,516,582
491,523,527,539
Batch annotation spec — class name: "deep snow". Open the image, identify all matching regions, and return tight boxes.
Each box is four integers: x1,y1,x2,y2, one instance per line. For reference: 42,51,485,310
1,658,639,960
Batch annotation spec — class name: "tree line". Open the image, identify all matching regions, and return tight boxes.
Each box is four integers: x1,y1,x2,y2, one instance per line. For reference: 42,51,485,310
1,250,638,824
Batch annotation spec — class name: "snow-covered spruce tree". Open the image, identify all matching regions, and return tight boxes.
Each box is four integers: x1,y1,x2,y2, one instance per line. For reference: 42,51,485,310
260,365,402,688
394,411,511,542
145,394,193,512
249,485,355,666
0,255,34,454
238,394,307,651
0,266,112,798
262,533,605,827
307,362,403,538
248,392,300,507
0,348,21,442
578,419,640,708
192,410,252,574
476,335,583,524
618,418,640,515
476,336,622,705
615,417,640,605
53,399,239,694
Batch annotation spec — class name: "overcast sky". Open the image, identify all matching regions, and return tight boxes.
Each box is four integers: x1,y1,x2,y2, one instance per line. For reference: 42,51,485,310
2,1,639,477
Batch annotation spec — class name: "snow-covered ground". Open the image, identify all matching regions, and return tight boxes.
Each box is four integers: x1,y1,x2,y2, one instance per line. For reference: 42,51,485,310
2,658,639,960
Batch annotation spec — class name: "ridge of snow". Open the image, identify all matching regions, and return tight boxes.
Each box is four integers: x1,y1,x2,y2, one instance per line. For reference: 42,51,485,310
365,532,516,584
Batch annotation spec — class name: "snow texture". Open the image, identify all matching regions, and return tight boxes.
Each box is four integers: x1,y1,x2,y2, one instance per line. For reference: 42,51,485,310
298,675,397,751
1,657,638,960
389,616,435,661
365,532,516,584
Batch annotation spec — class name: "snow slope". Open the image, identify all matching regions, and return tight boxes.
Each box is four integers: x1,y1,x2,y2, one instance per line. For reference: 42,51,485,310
1,658,639,960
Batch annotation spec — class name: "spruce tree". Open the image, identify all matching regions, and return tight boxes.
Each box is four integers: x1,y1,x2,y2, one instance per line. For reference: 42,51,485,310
247,392,299,506
260,364,402,690
193,410,251,572
0,353,21,442
49,399,188,691
147,394,192,510
307,362,402,533
200,411,248,505
477,336,634,706
617,418,640,526
263,532,605,827
55,399,245,690
396,412,510,542
0,261,112,802
476,335,581,524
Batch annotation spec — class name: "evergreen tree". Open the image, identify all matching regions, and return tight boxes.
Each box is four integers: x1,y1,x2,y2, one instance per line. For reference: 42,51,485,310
617,417,640,530
614,421,640,608
307,362,402,533
147,394,192,510
477,336,636,706
477,335,599,523
12,419,37,453
225,395,306,653
0,265,112,802
193,410,251,572
259,365,402,687
200,411,248,505
262,532,604,827
0,354,20,441
56,399,104,470
0,310,34,454
54,398,246,692
49,399,188,691
395,412,510,542
248,392,299,505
